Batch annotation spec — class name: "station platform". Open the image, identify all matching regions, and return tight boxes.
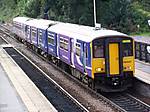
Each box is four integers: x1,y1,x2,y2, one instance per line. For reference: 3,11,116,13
0,47,57,112
0,63,27,112
133,36,150,43
135,60,150,85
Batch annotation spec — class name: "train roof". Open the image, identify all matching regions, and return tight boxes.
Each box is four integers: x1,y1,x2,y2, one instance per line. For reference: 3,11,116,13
48,23,128,42
13,17,58,29
13,17,30,24
25,19,58,29
13,17,129,42
132,36,150,44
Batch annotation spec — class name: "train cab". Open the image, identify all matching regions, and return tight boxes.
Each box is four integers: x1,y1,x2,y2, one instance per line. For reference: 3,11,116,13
91,36,134,92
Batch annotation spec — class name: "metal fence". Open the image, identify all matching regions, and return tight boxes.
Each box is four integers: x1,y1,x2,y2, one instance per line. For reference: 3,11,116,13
135,41,150,63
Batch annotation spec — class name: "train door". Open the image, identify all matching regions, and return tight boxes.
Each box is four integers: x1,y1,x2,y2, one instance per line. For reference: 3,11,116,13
109,43,119,75
70,38,74,66
26,25,31,43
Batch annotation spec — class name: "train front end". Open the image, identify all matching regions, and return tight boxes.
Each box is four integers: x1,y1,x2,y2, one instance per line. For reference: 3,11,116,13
91,36,135,92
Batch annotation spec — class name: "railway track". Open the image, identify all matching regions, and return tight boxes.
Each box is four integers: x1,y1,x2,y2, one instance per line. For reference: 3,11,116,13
0,36,7,44
0,24,150,112
0,28,8,45
103,93,150,112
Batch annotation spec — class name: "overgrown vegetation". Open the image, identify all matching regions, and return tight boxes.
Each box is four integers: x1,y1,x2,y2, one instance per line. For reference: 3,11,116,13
0,0,150,34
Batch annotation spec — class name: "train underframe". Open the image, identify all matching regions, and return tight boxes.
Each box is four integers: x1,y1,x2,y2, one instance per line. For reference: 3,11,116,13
69,67,134,92
94,73,133,92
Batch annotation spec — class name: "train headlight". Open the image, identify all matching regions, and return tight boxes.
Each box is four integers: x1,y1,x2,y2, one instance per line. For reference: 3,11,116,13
127,66,132,70
96,68,102,72
124,66,132,70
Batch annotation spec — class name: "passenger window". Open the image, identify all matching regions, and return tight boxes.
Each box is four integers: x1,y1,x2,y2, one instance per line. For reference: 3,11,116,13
38,31,42,43
123,42,133,57
48,35,54,45
32,31,36,37
60,37,68,51
94,45,104,58
31,29,36,40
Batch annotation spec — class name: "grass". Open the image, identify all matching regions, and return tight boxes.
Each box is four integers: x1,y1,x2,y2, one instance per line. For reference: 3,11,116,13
138,32,150,36
130,32,150,37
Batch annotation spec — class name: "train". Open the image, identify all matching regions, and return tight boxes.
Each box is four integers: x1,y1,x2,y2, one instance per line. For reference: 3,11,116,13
12,17,135,92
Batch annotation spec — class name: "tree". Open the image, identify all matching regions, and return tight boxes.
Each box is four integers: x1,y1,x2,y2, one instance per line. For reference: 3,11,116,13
23,0,41,18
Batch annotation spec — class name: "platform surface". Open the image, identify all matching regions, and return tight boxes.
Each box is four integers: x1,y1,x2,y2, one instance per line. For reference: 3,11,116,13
0,47,57,112
0,64,27,112
135,60,150,85
133,36,150,44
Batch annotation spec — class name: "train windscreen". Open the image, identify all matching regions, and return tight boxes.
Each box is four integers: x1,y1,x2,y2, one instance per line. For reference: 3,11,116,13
122,39,133,57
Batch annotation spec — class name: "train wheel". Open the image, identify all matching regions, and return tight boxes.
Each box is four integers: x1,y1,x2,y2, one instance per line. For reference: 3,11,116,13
82,74,88,84
88,78,95,90
43,53,47,58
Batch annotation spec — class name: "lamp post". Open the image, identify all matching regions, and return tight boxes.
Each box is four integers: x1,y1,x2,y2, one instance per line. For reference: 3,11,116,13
93,0,101,29
93,0,97,27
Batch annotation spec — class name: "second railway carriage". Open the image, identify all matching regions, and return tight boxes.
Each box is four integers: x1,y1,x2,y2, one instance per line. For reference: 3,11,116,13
24,19,57,53
13,17,135,92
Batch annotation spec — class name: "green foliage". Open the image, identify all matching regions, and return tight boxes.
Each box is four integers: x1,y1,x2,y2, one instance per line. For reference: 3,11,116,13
0,0,150,33
0,0,16,21
23,0,41,18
